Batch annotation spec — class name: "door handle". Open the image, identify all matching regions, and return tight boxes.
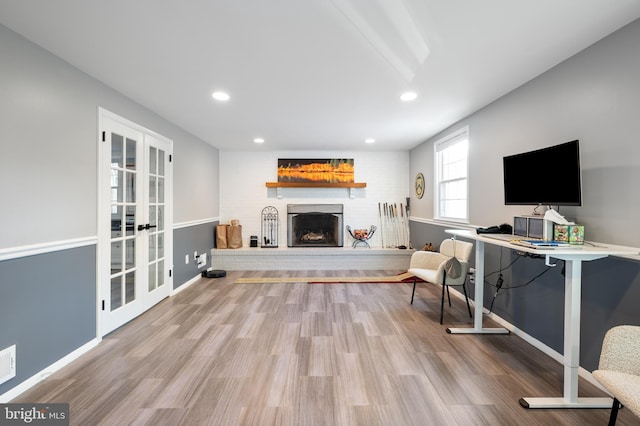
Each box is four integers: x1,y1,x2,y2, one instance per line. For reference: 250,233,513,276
137,223,158,231
137,224,146,231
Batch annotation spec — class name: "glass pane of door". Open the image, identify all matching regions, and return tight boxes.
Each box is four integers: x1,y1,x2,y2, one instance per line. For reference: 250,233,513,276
110,276,122,311
147,144,167,292
109,129,138,312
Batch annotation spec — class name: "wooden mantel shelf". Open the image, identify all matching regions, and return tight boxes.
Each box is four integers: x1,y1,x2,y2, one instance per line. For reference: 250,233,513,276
265,182,366,188
266,181,366,199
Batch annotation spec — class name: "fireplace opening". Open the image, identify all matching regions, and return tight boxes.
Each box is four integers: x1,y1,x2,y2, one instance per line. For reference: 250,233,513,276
287,204,343,247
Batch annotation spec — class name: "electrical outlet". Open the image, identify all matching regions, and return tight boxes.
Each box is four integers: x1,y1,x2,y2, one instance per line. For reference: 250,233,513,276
185,254,189,264
0,344,16,385
197,252,207,268
194,251,198,261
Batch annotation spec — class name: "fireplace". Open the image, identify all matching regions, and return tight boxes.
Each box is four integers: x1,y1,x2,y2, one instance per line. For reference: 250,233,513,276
287,204,344,247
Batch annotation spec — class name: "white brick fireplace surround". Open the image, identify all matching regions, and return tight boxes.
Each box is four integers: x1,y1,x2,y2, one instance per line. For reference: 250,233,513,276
217,151,411,270
211,246,413,271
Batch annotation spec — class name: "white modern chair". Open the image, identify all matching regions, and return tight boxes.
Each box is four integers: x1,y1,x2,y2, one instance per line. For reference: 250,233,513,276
592,325,640,425
408,238,474,324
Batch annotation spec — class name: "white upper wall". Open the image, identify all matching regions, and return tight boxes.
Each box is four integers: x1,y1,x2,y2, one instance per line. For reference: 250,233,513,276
219,151,410,248
410,18,640,247
0,24,219,249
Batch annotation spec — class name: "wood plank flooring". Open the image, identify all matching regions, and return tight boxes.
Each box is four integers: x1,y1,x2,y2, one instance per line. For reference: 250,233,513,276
13,270,637,425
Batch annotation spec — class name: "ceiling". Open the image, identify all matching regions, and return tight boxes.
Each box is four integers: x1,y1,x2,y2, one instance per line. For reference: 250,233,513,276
2,1,640,152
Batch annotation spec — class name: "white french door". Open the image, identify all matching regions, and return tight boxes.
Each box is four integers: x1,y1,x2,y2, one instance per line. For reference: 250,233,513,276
98,109,173,336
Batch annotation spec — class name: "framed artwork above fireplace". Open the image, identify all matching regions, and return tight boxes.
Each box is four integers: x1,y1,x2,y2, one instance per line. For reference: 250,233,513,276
277,158,354,184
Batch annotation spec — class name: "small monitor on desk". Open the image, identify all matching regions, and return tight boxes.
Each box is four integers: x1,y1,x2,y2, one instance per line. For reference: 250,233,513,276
514,217,528,237
528,218,544,239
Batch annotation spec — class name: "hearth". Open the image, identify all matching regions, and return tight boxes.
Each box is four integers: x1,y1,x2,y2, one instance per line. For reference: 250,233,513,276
287,204,343,247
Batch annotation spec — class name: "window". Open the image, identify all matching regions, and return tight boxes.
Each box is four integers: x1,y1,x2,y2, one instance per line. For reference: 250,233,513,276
434,127,469,222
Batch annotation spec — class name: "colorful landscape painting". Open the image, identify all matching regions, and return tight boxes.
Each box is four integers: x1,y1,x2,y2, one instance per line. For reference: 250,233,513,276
277,159,354,183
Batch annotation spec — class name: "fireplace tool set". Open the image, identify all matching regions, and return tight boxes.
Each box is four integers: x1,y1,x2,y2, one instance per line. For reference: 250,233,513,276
261,206,279,247
378,202,411,249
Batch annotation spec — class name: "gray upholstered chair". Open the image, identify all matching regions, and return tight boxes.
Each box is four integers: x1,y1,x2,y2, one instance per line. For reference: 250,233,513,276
408,238,474,324
592,325,640,425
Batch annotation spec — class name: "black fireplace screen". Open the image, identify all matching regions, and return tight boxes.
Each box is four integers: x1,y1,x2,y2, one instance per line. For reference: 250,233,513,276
287,204,343,247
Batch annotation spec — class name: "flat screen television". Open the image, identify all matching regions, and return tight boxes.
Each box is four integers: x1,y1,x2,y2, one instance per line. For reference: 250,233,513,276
503,140,582,206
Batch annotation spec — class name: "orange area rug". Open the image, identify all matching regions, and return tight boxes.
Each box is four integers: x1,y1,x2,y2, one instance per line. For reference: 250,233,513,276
234,272,424,284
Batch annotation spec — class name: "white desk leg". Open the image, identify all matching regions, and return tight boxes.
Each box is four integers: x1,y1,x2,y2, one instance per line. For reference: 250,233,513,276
447,240,509,335
520,260,612,409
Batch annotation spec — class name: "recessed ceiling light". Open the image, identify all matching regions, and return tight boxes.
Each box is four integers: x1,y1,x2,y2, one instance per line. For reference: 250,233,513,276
365,138,375,144
254,138,265,144
212,91,230,101
400,91,417,101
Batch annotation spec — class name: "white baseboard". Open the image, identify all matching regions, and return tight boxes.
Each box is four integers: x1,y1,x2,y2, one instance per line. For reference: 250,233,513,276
1,274,203,403
447,287,608,393
0,338,100,403
172,273,202,296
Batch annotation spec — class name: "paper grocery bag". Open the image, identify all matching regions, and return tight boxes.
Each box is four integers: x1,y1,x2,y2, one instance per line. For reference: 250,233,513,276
216,224,229,248
227,225,243,249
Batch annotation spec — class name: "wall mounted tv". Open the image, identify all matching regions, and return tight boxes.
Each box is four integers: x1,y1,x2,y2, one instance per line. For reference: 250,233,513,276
503,140,582,206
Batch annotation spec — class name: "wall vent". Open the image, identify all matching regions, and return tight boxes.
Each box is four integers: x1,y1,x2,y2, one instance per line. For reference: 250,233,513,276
0,345,16,385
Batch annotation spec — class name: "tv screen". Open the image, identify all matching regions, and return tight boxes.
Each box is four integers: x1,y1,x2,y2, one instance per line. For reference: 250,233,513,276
503,140,582,206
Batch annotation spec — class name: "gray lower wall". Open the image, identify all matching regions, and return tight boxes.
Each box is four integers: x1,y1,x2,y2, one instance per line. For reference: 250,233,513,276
410,220,640,371
0,223,217,398
0,23,219,398
0,246,96,395
173,221,217,289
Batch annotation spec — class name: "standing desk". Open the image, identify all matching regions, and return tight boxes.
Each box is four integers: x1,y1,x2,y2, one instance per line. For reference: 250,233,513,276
445,228,638,409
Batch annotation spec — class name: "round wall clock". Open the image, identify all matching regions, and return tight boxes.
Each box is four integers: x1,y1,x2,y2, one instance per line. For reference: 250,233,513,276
415,173,425,199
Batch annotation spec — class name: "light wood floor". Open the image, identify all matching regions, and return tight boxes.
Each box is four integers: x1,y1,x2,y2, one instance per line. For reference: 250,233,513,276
14,270,636,425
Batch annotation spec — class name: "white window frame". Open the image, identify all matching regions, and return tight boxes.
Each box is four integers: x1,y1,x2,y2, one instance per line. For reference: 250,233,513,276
433,126,469,223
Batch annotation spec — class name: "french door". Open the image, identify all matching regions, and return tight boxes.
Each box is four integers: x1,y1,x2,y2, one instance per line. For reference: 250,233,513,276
98,109,173,336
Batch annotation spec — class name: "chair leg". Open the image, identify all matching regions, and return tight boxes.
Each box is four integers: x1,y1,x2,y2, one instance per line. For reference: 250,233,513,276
440,283,446,324
440,272,448,325
609,397,621,426
462,281,472,319
446,285,452,307
411,277,417,304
